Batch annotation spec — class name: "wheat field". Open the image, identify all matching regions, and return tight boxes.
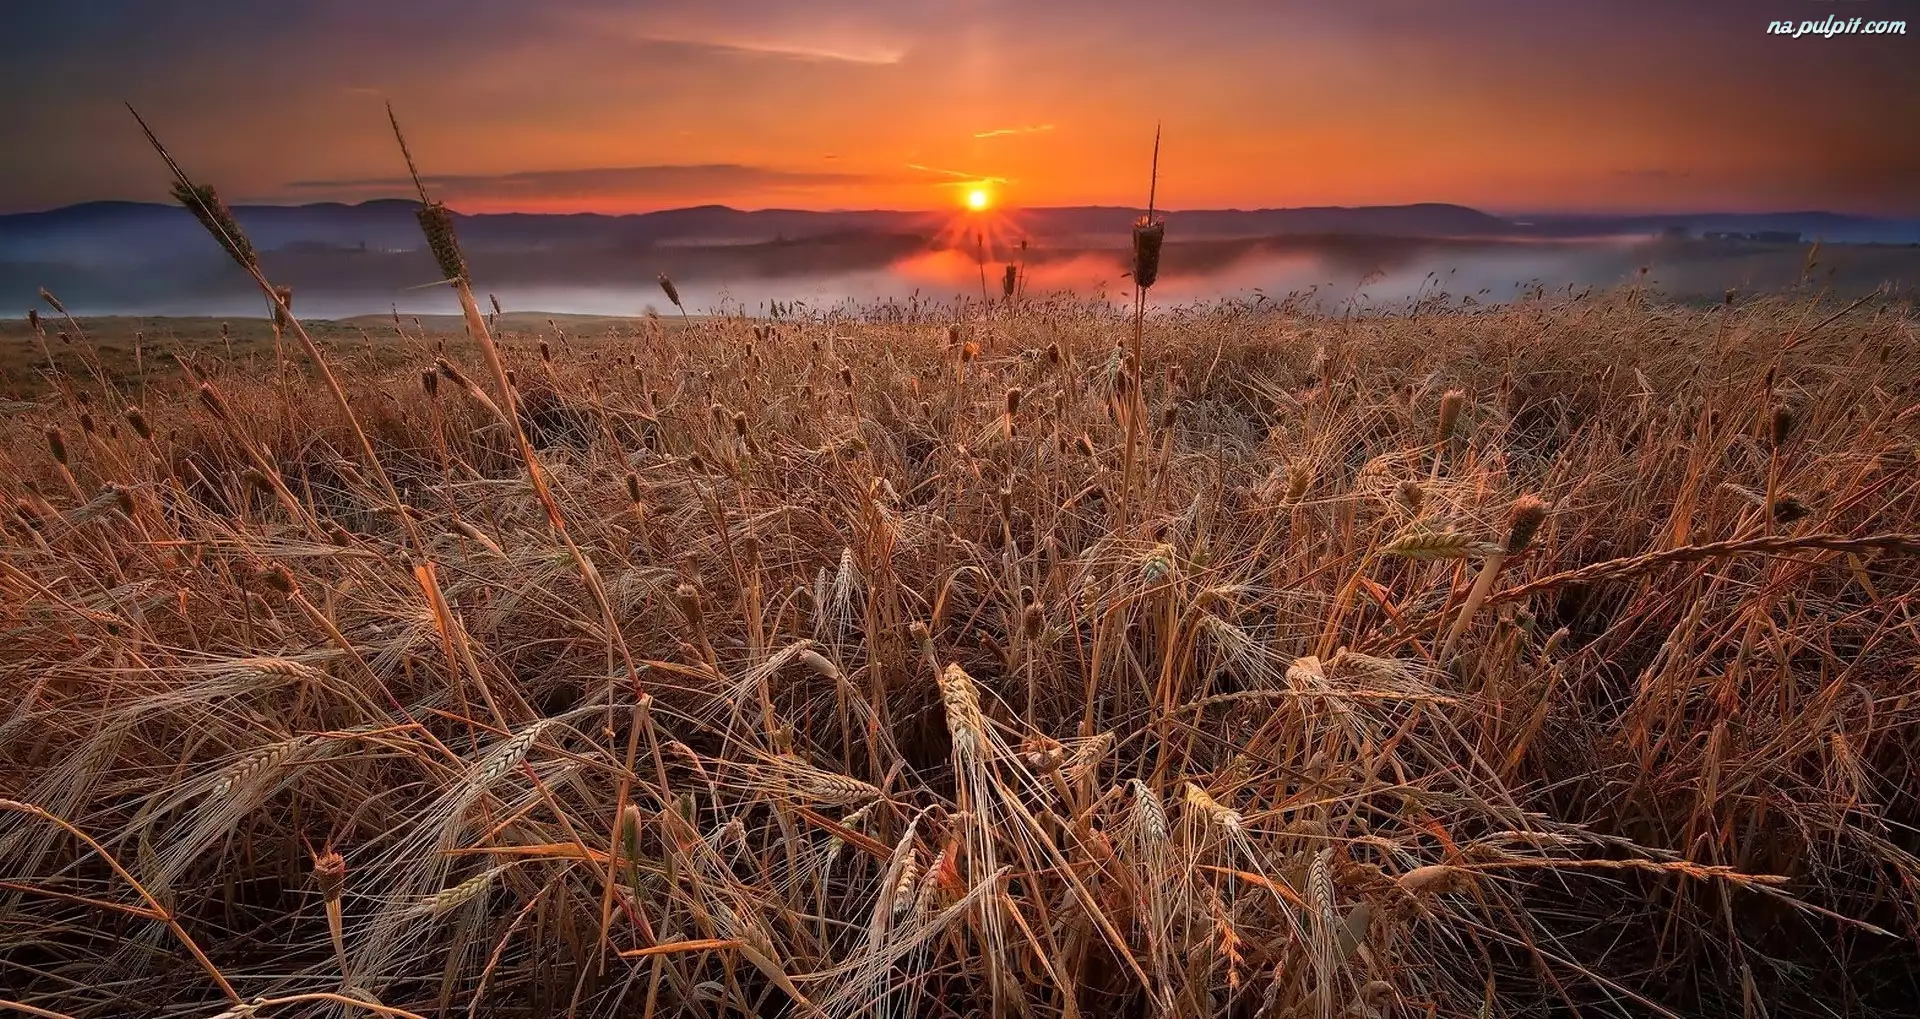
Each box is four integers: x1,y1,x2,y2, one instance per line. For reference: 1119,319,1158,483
3,136,1920,1018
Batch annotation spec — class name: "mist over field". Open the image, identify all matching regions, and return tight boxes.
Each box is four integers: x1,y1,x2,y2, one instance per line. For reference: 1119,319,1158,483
6,199,1917,316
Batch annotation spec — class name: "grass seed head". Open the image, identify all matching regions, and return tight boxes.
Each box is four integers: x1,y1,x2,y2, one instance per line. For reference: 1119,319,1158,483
939,663,984,746
1438,389,1467,443
1505,495,1549,554
675,583,705,630
1771,403,1797,447
1022,600,1045,639
416,201,467,282
172,183,258,271
312,847,346,903
1382,527,1487,560
197,383,231,422
1396,479,1425,514
1132,218,1165,289
1396,864,1470,898
1129,779,1168,842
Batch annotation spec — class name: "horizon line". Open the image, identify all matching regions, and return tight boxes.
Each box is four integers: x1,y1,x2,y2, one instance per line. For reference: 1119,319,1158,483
3,198,1910,221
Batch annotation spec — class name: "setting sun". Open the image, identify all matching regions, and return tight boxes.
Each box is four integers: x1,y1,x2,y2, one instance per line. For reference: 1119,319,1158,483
965,187,991,211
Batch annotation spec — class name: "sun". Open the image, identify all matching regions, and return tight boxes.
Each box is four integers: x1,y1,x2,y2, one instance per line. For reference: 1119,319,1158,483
965,186,992,211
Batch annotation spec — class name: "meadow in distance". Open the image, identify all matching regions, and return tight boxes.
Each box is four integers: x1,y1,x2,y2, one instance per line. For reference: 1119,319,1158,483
0,108,1918,1019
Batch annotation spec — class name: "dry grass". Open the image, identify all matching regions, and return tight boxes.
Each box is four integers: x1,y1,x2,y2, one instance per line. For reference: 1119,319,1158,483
3,137,1920,1018
1,282,1916,1018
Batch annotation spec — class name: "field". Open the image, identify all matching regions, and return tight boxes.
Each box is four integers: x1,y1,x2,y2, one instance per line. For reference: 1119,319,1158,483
2,283,1919,1019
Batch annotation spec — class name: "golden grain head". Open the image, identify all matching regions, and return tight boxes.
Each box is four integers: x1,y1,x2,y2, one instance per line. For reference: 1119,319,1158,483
1438,388,1467,441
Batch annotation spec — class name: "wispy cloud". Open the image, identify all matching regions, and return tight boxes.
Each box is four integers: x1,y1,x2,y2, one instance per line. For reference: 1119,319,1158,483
286,164,892,201
636,34,905,65
906,163,1012,186
973,124,1055,139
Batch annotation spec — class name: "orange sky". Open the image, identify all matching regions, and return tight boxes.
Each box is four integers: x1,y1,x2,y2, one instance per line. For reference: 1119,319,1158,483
4,0,1917,215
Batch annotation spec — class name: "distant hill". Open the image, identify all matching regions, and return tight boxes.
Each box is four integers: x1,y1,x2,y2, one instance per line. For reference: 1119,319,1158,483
1518,211,1920,245
7,199,1915,268
4,199,1915,314
0,200,1555,267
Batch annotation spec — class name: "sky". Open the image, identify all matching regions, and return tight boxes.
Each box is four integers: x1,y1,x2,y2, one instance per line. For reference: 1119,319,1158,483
3,0,1917,216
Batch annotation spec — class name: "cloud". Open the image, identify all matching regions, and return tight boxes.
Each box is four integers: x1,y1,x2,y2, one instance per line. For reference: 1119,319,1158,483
552,3,916,66
906,163,1012,185
973,124,1055,139
284,164,893,201
635,34,905,65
